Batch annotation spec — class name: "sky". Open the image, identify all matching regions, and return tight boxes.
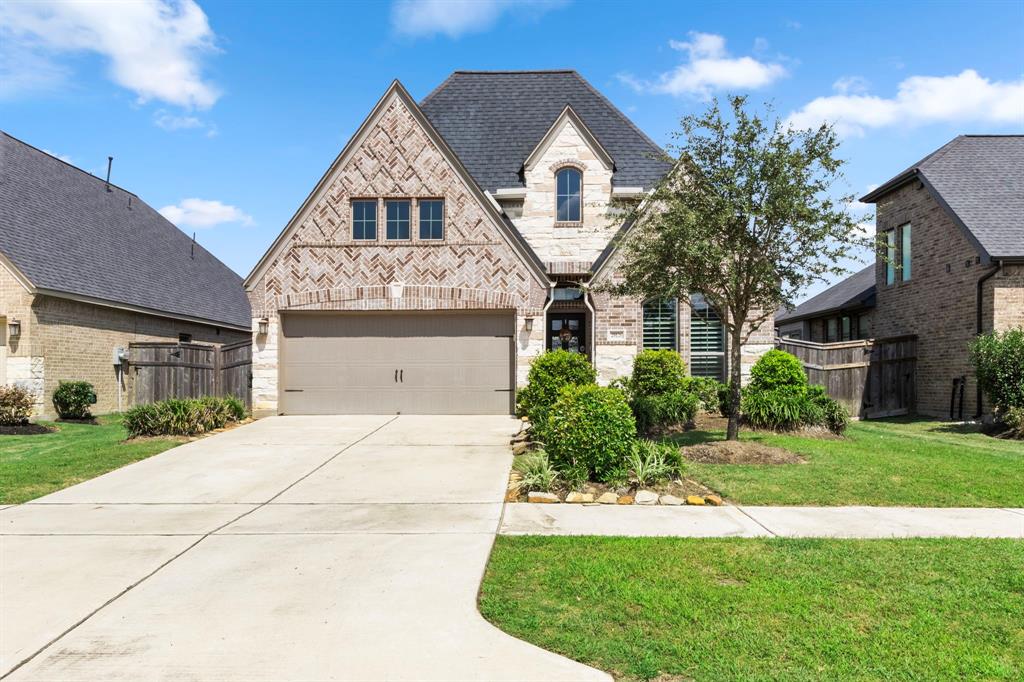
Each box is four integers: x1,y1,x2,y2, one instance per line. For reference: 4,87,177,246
2,0,1022,302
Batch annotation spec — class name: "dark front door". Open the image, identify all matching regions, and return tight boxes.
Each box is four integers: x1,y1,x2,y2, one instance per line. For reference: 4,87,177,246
547,313,586,354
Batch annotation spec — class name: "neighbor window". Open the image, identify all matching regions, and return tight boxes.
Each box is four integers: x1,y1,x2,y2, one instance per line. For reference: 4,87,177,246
352,200,377,240
386,200,410,240
642,298,677,350
858,314,870,339
690,294,725,380
900,223,912,281
885,230,896,285
178,333,192,344
826,318,838,342
419,199,444,240
556,167,581,222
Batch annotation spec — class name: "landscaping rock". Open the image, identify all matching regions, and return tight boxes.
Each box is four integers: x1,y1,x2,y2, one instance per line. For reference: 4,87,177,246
597,492,619,504
565,492,594,504
527,492,559,504
585,486,599,495
521,416,530,422
511,441,529,456
686,495,706,506
705,494,723,506
659,494,684,506
504,488,520,502
635,490,658,505
617,495,634,505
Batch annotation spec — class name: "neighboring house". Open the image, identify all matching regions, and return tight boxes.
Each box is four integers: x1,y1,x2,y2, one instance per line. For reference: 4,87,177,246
244,71,773,416
796,135,1022,419
776,265,876,342
0,132,251,418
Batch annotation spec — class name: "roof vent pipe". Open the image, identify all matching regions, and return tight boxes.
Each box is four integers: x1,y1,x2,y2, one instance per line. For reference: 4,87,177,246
105,156,113,192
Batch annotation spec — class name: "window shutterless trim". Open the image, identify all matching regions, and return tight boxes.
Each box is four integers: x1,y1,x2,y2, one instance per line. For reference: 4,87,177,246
555,167,582,223
385,199,411,241
351,198,378,241
418,198,445,241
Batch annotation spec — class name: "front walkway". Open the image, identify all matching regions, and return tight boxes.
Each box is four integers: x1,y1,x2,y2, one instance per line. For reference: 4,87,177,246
501,504,1024,538
1,415,608,682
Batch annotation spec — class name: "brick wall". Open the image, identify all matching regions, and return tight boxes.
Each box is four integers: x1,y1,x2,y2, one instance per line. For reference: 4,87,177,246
993,264,1024,332
1,262,43,410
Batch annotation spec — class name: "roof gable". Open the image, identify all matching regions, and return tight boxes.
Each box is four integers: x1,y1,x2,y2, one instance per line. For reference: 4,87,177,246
775,265,876,324
523,105,614,173
0,132,250,329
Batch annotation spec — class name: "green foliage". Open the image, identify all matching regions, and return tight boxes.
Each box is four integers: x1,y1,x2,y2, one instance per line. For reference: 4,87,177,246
627,440,680,486
806,385,850,434
632,389,700,435
51,381,96,420
742,384,848,434
683,376,725,412
123,396,247,438
970,328,1024,411
631,349,687,396
1000,406,1024,440
717,381,735,417
516,350,596,429
750,350,807,391
544,384,636,483
512,451,559,493
0,385,34,426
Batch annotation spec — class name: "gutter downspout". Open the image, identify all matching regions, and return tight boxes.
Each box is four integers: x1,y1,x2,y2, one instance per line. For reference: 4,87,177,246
974,260,1002,418
582,286,597,366
540,280,556,349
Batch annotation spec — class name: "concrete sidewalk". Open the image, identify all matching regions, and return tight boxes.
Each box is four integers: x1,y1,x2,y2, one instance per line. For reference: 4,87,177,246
500,504,1024,538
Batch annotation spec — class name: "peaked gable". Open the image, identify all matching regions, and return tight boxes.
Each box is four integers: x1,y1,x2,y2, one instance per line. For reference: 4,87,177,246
523,105,614,173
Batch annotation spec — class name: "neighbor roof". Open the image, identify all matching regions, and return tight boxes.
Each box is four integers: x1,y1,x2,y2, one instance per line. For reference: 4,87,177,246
861,135,1024,261
0,132,251,329
776,265,876,325
420,70,671,192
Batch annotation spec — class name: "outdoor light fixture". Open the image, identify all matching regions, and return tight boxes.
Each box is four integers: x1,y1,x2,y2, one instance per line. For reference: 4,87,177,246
524,317,534,332
257,318,269,336
7,319,20,338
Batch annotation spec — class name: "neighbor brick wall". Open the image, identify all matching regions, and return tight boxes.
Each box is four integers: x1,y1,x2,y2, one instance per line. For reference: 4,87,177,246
993,265,1024,332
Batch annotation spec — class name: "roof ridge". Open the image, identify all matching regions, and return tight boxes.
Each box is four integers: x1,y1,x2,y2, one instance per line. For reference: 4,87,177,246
0,130,137,197
450,69,578,74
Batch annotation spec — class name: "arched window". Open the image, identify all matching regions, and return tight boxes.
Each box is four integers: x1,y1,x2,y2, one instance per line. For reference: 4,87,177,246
556,167,581,222
642,298,677,350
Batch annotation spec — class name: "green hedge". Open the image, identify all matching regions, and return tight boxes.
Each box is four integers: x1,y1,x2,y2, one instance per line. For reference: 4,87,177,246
543,384,636,483
970,328,1024,412
124,396,247,438
52,381,96,420
631,349,687,396
516,350,596,429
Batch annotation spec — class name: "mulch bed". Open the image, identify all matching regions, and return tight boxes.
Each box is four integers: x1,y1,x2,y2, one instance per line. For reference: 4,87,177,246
682,440,807,465
0,423,58,435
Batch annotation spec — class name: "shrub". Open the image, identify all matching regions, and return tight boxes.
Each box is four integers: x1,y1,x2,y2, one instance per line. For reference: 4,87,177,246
632,389,700,434
970,328,1024,411
512,451,559,493
0,385,34,426
516,350,596,429
52,381,96,420
544,384,636,482
123,396,246,438
806,385,850,434
627,440,680,486
631,349,686,396
749,350,807,391
741,388,807,431
683,376,725,412
718,381,736,417
1000,406,1024,439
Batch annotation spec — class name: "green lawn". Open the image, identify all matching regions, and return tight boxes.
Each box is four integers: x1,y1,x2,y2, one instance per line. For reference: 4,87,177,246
481,536,1024,682
0,415,182,504
669,419,1024,506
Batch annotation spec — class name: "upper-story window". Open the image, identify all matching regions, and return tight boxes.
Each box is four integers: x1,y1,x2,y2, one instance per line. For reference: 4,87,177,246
419,199,444,240
900,223,912,281
386,200,410,240
883,223,911,285
555,167,581,222
352,200,377,240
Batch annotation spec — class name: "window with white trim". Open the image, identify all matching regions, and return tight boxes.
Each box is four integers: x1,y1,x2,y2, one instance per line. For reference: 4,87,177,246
642,298,677,350
556,167,581,222
689,294,725,380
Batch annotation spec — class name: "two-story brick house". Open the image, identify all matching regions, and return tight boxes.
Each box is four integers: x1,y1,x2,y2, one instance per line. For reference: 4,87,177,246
244,71,773,416
849,135,1022,419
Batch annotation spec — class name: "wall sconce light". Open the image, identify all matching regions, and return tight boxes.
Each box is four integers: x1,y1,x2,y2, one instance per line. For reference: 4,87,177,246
8,319,20,338
257,318,269,336
524,317,534,332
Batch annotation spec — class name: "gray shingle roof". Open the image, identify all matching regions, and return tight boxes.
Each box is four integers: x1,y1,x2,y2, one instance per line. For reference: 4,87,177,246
0,132,251,329
861,135,1024,260
776,265,876,324
420,71,671,192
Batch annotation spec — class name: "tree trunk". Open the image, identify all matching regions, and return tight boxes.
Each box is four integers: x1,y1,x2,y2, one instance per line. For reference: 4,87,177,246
726,327,744,441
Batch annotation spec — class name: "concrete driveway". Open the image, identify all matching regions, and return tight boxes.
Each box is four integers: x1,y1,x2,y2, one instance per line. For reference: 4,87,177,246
1,415,608,682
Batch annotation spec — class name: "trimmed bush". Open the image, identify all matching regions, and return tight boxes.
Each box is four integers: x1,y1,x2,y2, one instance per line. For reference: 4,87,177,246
52,381,96,420
749,350,807,391
631,349,687,396
0,385,34,426
806,385,850,434
683,376,725,412
970,328,1024,412
516,350,596,428
123,396,247,438
544,384,636,482
632,389,700,435
742,384,848,434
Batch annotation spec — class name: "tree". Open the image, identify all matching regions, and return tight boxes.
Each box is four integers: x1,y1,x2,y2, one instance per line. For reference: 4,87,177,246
609,96,866,440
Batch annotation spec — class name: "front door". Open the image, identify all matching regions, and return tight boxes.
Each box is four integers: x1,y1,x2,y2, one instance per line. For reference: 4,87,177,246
547,313,586,354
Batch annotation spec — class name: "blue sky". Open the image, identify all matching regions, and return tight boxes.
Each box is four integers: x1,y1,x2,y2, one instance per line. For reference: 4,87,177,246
2,0,1022,301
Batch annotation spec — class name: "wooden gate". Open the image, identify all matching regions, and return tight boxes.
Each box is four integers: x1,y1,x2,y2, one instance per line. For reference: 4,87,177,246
130,340,251,408
776,335,916,418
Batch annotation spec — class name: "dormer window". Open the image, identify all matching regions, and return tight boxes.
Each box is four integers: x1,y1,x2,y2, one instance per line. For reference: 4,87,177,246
556,167,581,222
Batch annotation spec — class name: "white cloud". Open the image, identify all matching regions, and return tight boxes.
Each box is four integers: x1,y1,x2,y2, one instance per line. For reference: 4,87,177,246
153,109,218,136
159,198,253,229
391,0,564,39
832,75,869,95
787,69,1024,136
619,32,787,98
0,0,220,108
42,148,73,164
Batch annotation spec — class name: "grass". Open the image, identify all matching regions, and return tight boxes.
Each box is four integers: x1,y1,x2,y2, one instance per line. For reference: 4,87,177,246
481,536,1024,682
668,418,1024,506
0,414,182,504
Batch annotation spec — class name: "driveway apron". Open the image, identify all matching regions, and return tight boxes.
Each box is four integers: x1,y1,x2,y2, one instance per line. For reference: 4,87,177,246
1,415,608,681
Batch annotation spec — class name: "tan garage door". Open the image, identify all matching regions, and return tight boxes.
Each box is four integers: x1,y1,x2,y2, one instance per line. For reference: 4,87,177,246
280,311,514,415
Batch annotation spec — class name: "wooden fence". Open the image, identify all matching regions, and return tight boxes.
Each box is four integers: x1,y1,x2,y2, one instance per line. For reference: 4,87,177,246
129,340,252,408
775,335,917,418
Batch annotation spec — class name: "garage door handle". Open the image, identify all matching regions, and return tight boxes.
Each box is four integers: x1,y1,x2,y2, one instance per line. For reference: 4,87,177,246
394,369,398,383
400,369,403,382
